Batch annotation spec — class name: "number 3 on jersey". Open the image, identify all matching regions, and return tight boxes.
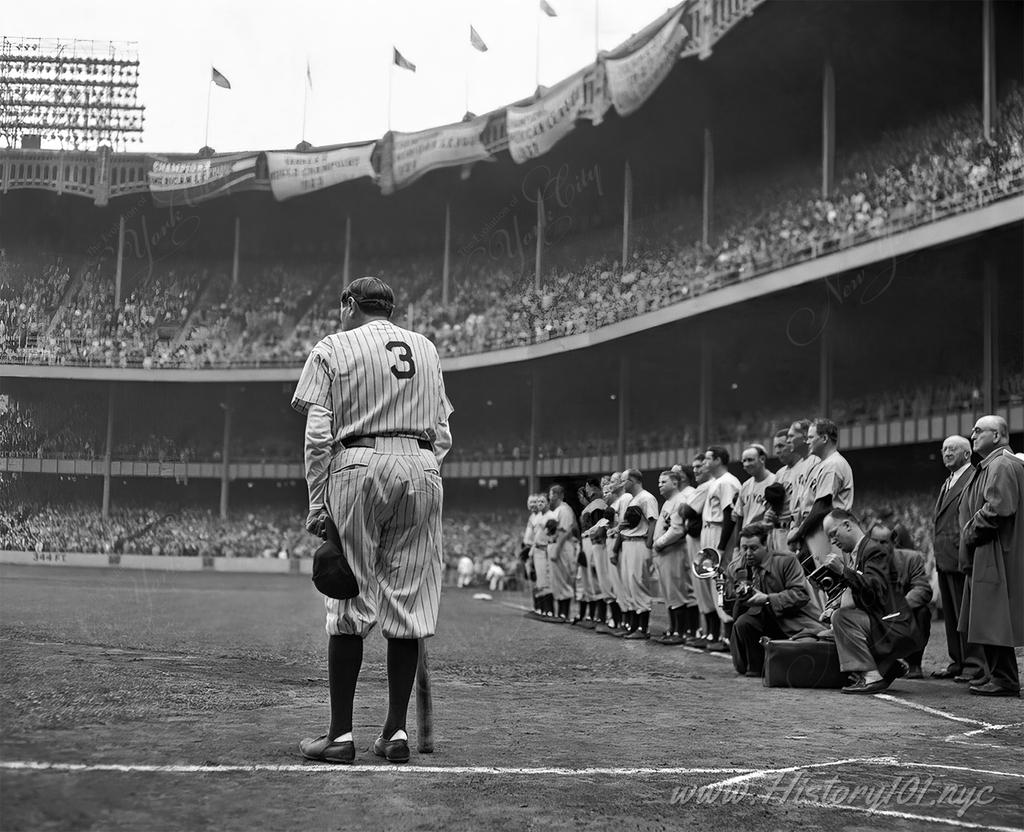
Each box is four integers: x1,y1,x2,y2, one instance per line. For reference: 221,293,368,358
385,341,417,379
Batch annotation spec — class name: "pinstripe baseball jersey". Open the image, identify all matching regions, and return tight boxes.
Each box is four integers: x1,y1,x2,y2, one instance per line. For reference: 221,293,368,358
787,454,820,522
291,319,453,451
620,489,658,538
736,471,777,527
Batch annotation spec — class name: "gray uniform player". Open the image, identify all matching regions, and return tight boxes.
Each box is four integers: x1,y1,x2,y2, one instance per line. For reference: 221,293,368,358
294,276,453,765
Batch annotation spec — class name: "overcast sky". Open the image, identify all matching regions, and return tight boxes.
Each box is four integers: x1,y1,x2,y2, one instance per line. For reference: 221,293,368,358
6,0,676,153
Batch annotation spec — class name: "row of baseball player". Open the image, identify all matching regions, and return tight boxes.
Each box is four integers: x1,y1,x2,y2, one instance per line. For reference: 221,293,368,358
519,415,1023,696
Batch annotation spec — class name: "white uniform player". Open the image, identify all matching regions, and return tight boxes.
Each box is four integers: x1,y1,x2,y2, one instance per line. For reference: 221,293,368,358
618,470,659,637
800,419,854,565
294,276,452,765
546,485,579,620
698,447,740,651
607,474,632,631
652,469,695,644
735,445,776,531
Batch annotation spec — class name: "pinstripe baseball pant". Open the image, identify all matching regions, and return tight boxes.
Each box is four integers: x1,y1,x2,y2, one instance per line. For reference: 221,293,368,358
654,542,692,608
589,539,613,600
619,538,655,613
323,437,443,640
577,538,598,602
548,541,578,602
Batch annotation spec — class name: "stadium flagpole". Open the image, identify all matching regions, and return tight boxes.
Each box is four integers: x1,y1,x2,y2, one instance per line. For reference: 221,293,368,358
535,13,541,91
204,76,212,149
302,57,310,143
387,55,394,131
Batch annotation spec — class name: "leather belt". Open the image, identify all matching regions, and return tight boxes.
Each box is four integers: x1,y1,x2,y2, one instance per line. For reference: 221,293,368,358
341,435,432,451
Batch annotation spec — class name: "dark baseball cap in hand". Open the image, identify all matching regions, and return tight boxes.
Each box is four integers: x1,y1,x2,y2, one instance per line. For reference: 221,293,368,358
312,516,359,600
342,276,395,315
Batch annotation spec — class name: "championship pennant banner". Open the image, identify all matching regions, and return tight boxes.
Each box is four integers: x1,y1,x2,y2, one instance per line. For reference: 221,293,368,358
379,118,492,194
604,7,688,117
147,153,262,206
506,68,610,165
265,143,377,201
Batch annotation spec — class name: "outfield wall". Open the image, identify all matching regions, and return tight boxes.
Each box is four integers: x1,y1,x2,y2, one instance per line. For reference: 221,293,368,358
0,550,314,575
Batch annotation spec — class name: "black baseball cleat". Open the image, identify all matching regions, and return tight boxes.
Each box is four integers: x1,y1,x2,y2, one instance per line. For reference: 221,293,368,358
373,732,411,763
299,734,356,764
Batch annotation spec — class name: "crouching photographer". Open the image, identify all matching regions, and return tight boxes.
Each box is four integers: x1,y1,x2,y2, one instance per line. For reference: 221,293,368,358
820,509,923,694
726,523,825,677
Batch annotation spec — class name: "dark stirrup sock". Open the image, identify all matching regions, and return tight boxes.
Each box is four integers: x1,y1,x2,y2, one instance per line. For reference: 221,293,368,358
382,637,420,739
687,605,701,635
328,633,364,738
596,600,607,623
558,598,570,618
668,606,680,634
639,611,650,633
610,601,622,628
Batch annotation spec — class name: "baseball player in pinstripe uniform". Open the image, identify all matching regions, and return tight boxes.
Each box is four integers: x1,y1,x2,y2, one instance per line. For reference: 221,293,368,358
574,480,605,628
618,469,659,639
697,446,740,652
766,430,795,553
783,419,820,569
581,477,615,631
293,276,453,765
522,494,548,616
546,484,579,622
651,468,696,645
605,472,633,635
734,445,776,531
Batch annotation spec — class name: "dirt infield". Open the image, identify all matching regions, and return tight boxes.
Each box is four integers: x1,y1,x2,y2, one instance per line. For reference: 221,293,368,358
1,564,1022,831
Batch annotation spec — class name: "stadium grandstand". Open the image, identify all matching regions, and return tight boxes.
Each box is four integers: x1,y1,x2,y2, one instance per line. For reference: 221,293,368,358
1,0,1022,568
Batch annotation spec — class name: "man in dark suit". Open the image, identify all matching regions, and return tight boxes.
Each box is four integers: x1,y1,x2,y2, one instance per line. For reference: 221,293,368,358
932,436,985,682
868,523,933,679
959,416,1024,697
726,522,825,677
822,510,920,694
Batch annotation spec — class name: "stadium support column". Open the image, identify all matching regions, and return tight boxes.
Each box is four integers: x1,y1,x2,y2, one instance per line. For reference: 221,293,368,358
617,355,630,472
821,58,835,198
528,369,541,494
220,389,232,520
535,189,545,290
114,215,125,310
442,202,451,307
699,335,711,448
232,216,241,289
818,316,832,418
982,0,996,143
101,383,115,519
622,159,633,272
343,214,352,284
982,259,999,412
702,128,714,247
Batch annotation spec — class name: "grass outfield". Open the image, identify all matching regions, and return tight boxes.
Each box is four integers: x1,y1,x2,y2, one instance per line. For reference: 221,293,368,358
1,563,1022,832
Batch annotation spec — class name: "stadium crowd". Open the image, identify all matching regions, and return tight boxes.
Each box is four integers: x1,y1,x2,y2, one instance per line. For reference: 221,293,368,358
516,415,1023,697
0,89,1021,368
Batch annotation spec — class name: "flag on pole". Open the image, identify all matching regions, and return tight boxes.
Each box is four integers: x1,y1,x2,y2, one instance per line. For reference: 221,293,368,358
470,25,488,52
540,0,558,17
211,66,231,89
306,58,313,90
393,47,416,72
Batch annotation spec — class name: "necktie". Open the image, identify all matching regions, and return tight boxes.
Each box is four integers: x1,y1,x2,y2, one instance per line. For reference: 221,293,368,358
940,475,952,502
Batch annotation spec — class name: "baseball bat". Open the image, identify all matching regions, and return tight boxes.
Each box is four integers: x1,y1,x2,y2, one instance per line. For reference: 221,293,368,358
415,638,434,753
